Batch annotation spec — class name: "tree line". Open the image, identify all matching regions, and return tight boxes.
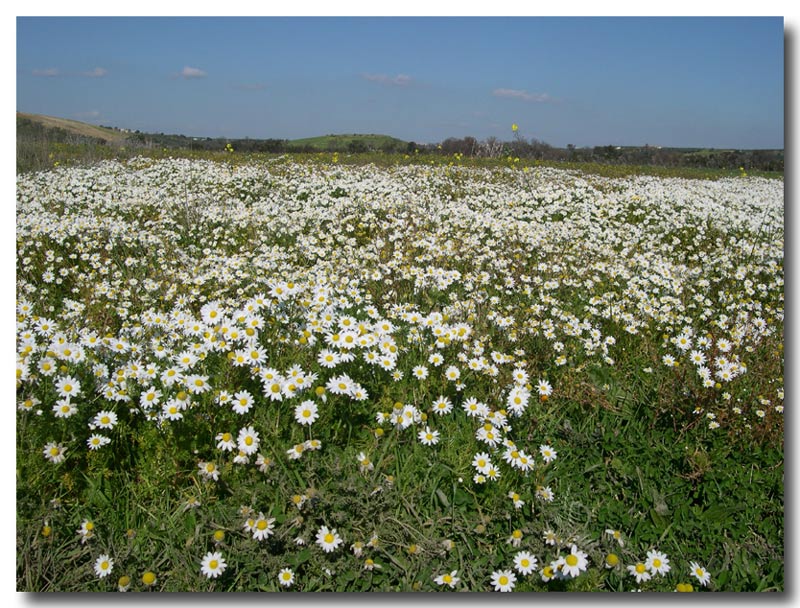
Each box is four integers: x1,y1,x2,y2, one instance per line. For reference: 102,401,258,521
19,115,783,173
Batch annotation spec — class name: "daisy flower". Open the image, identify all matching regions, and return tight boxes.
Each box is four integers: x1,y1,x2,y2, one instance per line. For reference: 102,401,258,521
513,551,539,576
287,443,306,460
55,375,81,399
472,452,492,474
689,561,711,586
200,551,227,579
186,374,211,394
87,434,111,450
628,562,651,584
536,485,555,502
645,549,671,575
444,365,460,381
43,442,66,464
508,491,525,509
215,432,236,451
490,569,516,592
431,396,453,415
315,526,343,553
251,513,276,541
418,426,440,446
198,461,220,482
92,410,118,430
412,365,429,380
294,400,319,426
232,390,254,415
94,554,114,578
326,374,355,397
539,444,557,463
536,378,552,397
357,451,374,473
605,528,625,547
237,426,260,455
142,571,157,586
278,567,294,587
433,570,460,588
53,399,77,419
560,545,589,578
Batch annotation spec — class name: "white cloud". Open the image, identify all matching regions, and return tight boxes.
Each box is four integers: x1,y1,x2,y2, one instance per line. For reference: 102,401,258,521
32,68,59,77
493,88,552,103
74,110,101,119
181,66,207,79
362,73,412,86
83,67,108,78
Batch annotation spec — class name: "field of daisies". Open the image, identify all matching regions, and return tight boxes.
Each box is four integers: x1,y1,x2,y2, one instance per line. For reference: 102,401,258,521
16,155,783,592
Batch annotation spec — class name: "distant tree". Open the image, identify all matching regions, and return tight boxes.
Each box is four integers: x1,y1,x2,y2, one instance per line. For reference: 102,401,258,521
347,140,368,153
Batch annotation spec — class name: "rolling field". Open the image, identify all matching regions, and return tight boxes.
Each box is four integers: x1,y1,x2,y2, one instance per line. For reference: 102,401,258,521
16,155,783,592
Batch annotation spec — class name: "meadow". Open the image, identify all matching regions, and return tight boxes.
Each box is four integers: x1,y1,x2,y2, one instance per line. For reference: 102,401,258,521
16,153,784,592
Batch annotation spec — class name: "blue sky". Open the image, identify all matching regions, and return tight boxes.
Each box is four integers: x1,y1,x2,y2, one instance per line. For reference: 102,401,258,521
16,16,785,148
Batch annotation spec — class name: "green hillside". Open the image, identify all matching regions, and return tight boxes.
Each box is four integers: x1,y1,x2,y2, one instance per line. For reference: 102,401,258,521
290,133,409,152
17,112,126,143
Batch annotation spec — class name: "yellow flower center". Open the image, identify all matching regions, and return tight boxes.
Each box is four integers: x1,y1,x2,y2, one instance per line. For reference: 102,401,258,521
520,559,529,567
499,575,508,585
257,520,268,530
566,555,579,567
245,436,253,446
209,560,218,570
49,447,59,456
512,530,522,539
324,533,334,544
443,574,452,583
635,563,646,574
64,384,72,392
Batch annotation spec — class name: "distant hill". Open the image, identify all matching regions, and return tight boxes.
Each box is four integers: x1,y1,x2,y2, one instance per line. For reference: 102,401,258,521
17,112,127,144
290,133,409,152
